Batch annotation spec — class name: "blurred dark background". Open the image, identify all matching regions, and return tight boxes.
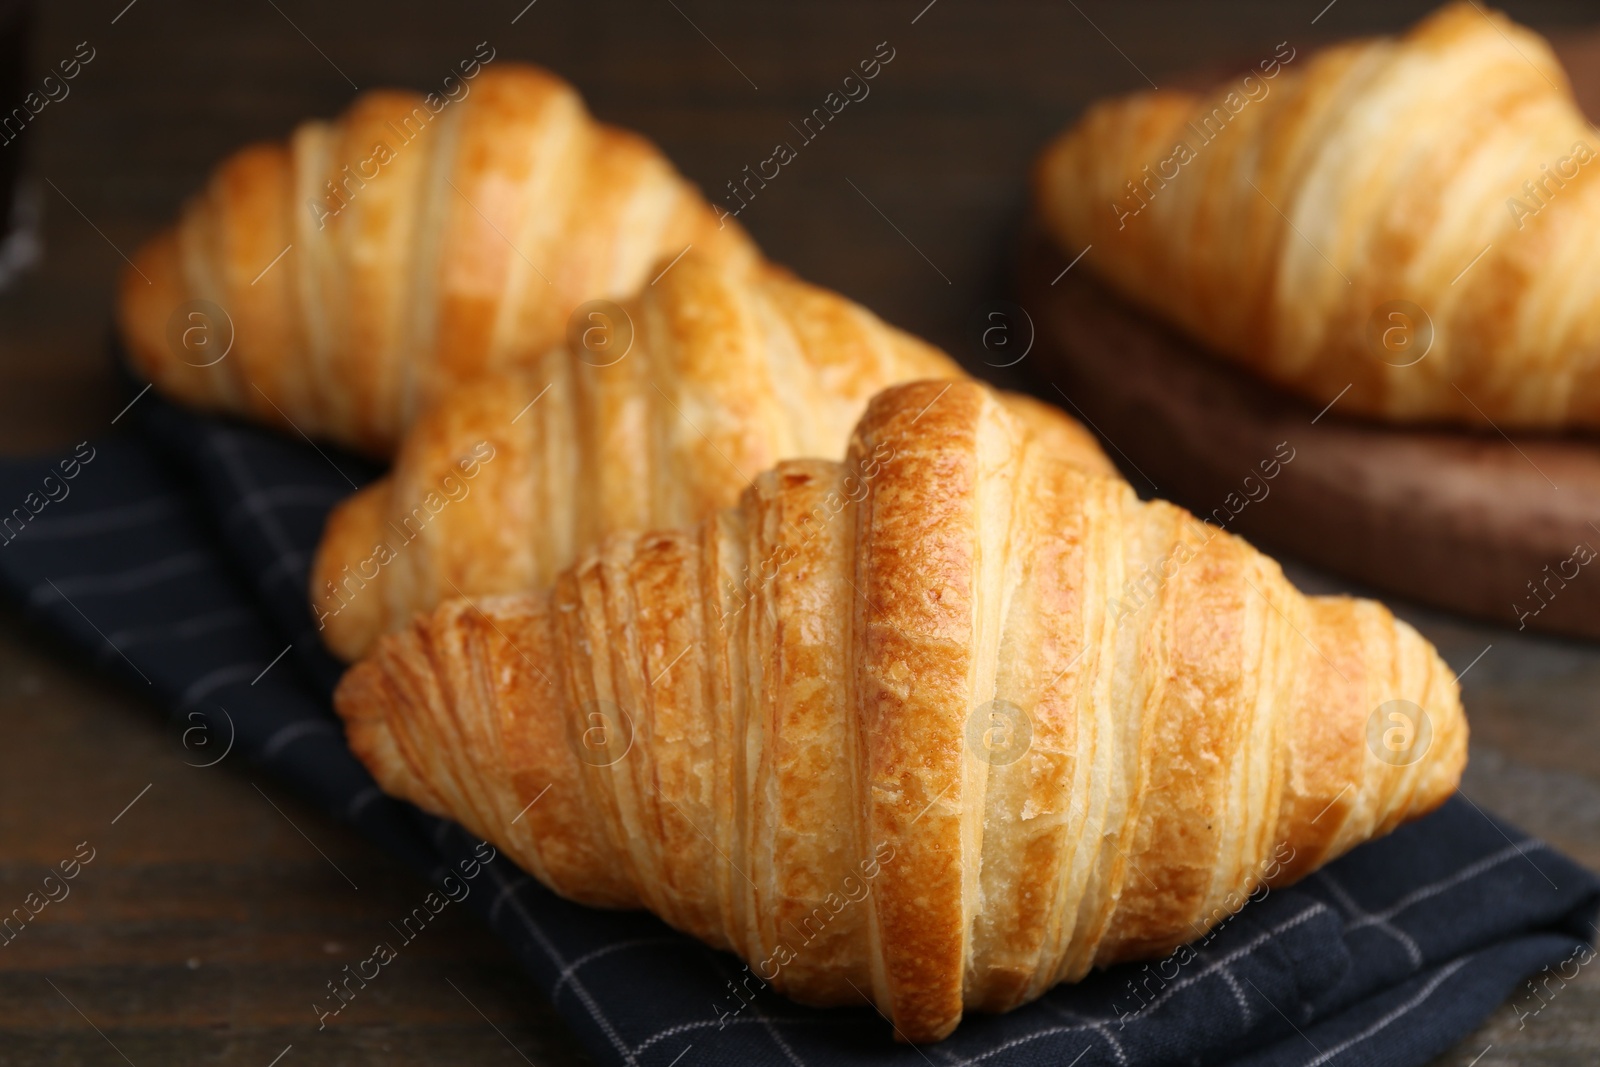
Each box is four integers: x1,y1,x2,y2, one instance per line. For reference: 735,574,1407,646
3,0,1598,450
2,2,1598,1065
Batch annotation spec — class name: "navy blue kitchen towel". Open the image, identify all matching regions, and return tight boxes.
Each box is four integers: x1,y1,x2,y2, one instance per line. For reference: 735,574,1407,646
0,388,1595,1067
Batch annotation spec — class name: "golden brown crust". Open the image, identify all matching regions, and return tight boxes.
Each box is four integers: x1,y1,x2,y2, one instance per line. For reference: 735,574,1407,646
310,253,1117,661
116,63,759,456
335,379,1467,1042
1035,2,1600,428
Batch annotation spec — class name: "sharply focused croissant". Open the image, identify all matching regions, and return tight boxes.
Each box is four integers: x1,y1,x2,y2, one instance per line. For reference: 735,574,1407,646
117,61,757,456
311,251,1115,661
336,379,1467,1042
1036,2,1600,428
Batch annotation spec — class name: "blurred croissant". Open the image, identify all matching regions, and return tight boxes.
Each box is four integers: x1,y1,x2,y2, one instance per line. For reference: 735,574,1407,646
117,61,757,456
336,379,1466,1042
311,251,1115,661
1036,2,1600,428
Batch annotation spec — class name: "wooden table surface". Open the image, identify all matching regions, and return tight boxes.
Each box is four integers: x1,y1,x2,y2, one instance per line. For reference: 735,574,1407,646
1,1,1597,1064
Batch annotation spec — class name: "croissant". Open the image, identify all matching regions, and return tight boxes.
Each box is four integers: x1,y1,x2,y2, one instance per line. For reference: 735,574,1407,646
335,379,1467,1042
1035,2,1600,428
116,61,757,456
310,251,1115,661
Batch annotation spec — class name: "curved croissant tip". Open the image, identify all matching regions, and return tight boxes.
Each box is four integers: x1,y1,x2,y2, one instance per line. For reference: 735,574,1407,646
332,645,422,810
332,597,482,818
1404,619,1470,800
312,481,395,663
115,228,180,377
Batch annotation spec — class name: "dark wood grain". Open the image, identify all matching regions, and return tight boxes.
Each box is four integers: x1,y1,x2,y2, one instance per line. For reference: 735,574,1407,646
0,2,1597,1065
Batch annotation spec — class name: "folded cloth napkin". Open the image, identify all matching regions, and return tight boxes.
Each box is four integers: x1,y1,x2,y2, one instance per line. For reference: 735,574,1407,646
0,384,1595,1067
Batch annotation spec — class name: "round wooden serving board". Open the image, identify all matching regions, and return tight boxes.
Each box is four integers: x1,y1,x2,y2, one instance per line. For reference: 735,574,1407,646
1017,228,1600,641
